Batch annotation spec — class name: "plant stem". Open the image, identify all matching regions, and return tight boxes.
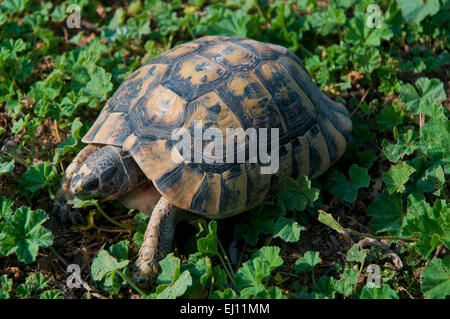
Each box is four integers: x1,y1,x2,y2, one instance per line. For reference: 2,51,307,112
95,203,136,231
345,228,417,242
117,269,148,297
217,239,236,278
217,253,236,286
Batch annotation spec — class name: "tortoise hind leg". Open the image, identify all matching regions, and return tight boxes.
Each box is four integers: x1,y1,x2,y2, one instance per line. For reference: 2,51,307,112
133,197,184,281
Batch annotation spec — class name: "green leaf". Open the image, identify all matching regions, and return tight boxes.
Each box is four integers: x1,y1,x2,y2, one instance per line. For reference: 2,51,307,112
0,196,14,220
0,275,13,299
383,162,415,194
156,270,192,299
329,164,370,203
208,9,250,36
401,195,449,258
181,253,212,290
397,0,440,23
53,118,85,162
235,246,283,291
295,251,320,273
312,276,338,298
419,117,450,162
416,165,445,197
421,256,450,299
40,289,64,299
0,0,28,14
359,284,399,299
18,163,59,199
234,204,277,245
367,191,403,235
274,217,305,242
277,175,320,212
67,197,98,208
91,241,130,294
399,78,446,114
253,286,287,299
376,105,404,131
0,159,14,176
346,244,368,264
25,273,49,292
211,288,239,299
345,14,392,46
80,66,113,102
157,253,181,285
336,268,360,297
317,210,345,234
382,129,417,163
0,207,53,264
197,220,217,257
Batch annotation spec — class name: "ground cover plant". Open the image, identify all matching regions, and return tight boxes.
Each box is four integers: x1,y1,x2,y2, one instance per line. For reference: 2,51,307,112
0,0,449,299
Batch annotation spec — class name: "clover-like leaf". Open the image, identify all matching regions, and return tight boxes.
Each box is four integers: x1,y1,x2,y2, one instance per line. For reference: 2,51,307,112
80,66,113,102
399,78,446,114
40,289,64,299
91,250,129,282
318,210,345,234
383,162,415,194
346,244,368,264
156,270,192,299
0,275,13,299
367,191,403,235
295,251,320,273
197,220,217,257
397,0,440,23
0,159,14,176
235,246,283,291
0,207,53,264
274,217,305,243
329,164,370,203
277,175,320,212
157,253,181,285
359,284,399,299
0,196,14,220
18,163,59,199
421,256,450,299
400,196,449,258
91,241,129,294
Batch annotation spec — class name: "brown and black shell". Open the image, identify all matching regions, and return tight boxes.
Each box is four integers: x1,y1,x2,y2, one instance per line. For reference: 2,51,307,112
82,36,352,219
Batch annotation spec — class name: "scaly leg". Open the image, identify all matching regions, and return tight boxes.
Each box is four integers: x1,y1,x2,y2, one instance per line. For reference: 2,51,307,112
53,144,102,223
133,197,184,281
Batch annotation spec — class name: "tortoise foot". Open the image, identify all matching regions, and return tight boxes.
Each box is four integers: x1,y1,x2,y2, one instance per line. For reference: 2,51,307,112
52,199,85,225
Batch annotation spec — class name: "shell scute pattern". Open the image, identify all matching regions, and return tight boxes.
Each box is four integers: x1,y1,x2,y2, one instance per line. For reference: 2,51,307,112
83,37,352,218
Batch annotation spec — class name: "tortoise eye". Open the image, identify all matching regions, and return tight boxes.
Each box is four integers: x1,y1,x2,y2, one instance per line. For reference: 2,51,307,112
83,178,99,191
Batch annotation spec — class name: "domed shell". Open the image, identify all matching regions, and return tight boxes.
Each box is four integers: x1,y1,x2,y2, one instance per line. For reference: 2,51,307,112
82,36,352,219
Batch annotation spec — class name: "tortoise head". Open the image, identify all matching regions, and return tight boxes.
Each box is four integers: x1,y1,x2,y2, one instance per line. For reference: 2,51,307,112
69,145,143,199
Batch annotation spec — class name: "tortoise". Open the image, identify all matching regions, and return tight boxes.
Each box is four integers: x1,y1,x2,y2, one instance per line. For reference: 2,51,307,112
55,36,352,280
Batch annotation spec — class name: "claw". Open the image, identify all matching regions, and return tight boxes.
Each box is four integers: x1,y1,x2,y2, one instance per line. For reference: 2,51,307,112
52,198,85,225
130,261,156,285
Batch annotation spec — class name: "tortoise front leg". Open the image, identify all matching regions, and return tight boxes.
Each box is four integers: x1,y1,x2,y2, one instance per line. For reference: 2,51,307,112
57,143,102,199
53,144,102,223
134,197,184,281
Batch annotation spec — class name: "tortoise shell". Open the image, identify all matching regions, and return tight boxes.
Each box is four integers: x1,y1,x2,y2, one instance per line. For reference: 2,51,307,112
82,36,352,219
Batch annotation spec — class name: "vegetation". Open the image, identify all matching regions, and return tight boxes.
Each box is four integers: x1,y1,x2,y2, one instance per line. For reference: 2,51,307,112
0,0,449,299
